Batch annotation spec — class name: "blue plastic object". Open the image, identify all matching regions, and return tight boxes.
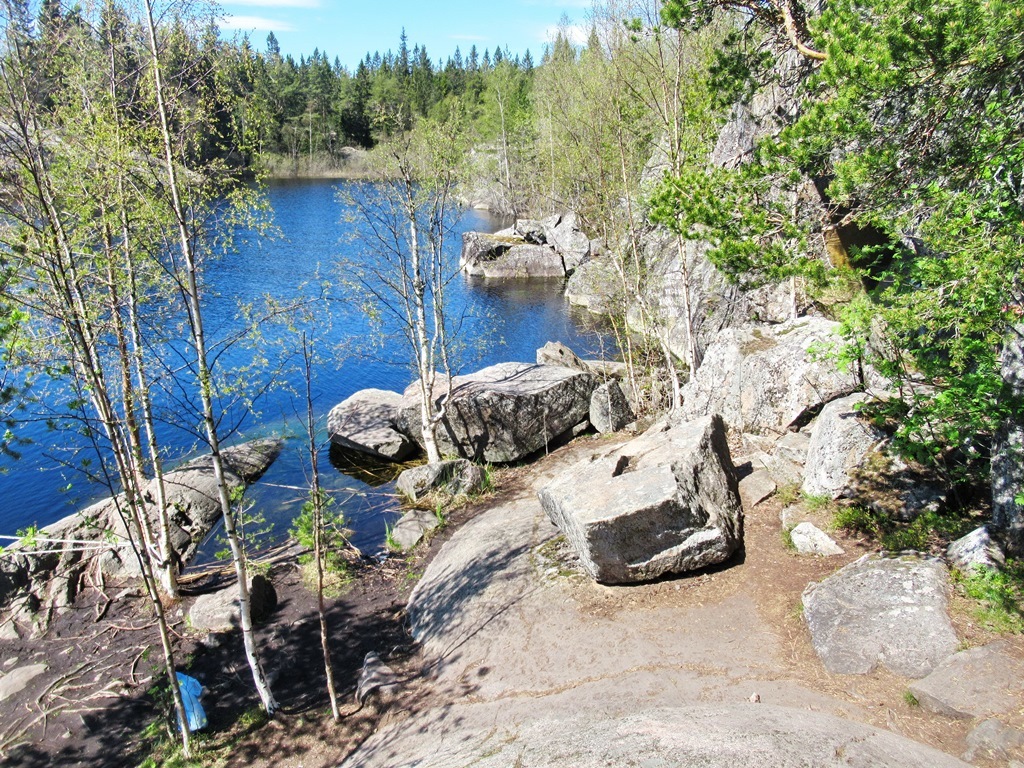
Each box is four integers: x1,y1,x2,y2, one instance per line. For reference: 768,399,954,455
176,672,208,732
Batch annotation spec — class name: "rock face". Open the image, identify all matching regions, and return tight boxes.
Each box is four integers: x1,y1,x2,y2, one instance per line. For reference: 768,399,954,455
0,438,283,636
589,381,634,434
327,389,415,461
395,363,598,463
538,414,742,584
396,460,487,502
460,213,592,279
802,393,885,499
992,324,1024,555
802,554,958,677
908,642,1024,719
681,318,866,435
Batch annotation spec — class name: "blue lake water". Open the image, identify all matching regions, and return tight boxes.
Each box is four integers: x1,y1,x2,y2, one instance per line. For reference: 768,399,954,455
0,178,612,557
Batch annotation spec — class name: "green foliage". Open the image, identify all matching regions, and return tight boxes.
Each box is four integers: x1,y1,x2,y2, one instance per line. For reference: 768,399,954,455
829,506,878,537
954,563,1024,634
289,495,350,575
831,503,977,553
902,690,919,707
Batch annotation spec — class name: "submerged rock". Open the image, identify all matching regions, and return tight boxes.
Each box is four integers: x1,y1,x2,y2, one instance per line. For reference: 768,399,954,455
538,414,742,584
327,388,415,462
395,362,598,463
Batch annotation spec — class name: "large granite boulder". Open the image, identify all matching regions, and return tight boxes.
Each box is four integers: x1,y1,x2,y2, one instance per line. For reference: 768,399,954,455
802,554,958,677
395,363,598,463
802,393,885,499
327,388,415,462
946,526,1005,573
0,438,283,636
681,318,868,435
461,214,592,279
538,414,742,584
565,254,621,314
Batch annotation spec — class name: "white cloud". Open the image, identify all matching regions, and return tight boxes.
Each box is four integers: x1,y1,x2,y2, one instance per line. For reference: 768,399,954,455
219,14,296,31
223,0,320,8
541,23,588,46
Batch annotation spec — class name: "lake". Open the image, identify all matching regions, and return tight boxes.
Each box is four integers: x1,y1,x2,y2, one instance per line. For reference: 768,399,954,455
0,178,613,558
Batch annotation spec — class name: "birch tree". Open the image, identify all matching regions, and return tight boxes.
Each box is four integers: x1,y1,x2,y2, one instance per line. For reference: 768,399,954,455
345,105,468,464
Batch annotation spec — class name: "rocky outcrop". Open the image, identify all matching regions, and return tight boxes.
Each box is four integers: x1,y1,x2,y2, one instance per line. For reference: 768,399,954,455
395,362,598,463
327,388,415,462
460,213,592,279
802,393,885,499
396,459,487,502
538,414,742,584
0,438,283,636
802,554,958,677
682,318,868,435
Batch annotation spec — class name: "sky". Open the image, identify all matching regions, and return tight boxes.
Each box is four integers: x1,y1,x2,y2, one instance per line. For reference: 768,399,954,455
217,0,595,69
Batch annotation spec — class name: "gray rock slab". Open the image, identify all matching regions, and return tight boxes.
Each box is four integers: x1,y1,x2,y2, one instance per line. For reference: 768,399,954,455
790,522,843,556
390,509,441,551
947,526,1005,573
327,388,414,461
356,651,399,704
908,642,1024,719
589,380,634,434
802,393,885,499
802,554,958,677
396,362,598,463
538,414,742,584
963,719,1024,763
189,575,276,633
739,469,776,508
396,460,486,502
0,663,47,702
341,704,969,768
